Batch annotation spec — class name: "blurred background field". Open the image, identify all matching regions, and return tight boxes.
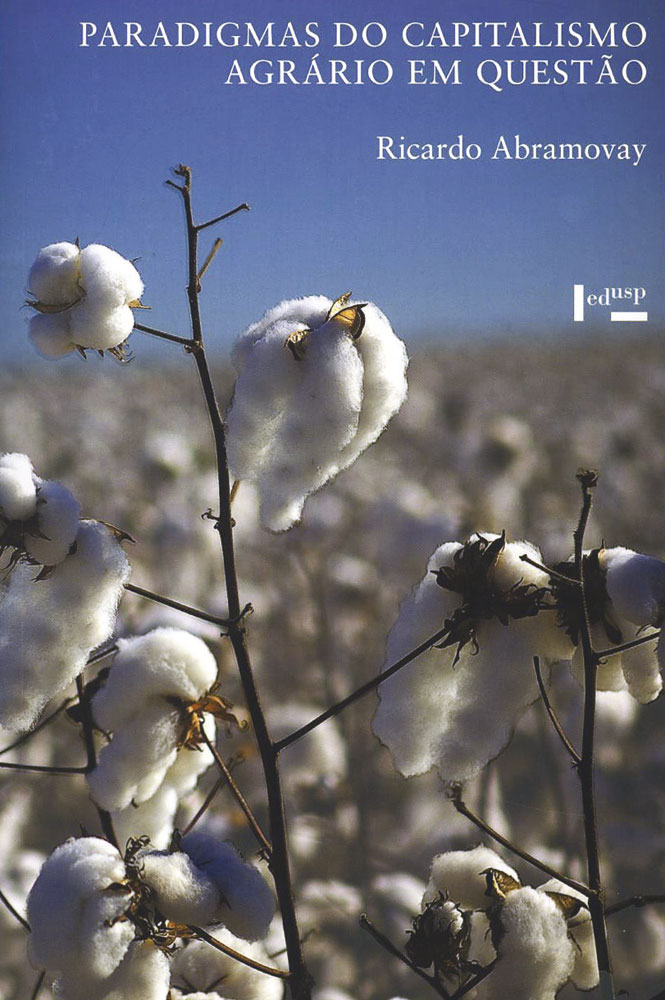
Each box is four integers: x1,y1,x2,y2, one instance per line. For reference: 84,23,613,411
1,332,665,998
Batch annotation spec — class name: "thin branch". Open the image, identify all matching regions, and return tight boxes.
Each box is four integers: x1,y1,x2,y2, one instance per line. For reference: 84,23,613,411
197,238,223,284
595,629,660,659
88,642,119,666
450,960,498,1000
519,553,581,587
170,164,311,1000
124,582,230,629
0,886,30,931
30,971,46,1000
274,624,451,754
200,727,272,856
180,775,225,836
359,914,450,1000
196,202,250,233
605,894,665,917
0,697,75,757
0,760,87,775
133,322,193,348
533,656,581,766
188,925,289,979
574,471,614,987
449,784,590,897
75,676,118,848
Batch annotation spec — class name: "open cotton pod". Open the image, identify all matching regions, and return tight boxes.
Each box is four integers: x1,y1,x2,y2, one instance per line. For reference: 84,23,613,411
27,241,144,359
226,294,408,531
373,533,573,783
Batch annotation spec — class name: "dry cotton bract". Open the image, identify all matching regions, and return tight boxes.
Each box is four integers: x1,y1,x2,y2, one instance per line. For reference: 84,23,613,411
226,295,408,531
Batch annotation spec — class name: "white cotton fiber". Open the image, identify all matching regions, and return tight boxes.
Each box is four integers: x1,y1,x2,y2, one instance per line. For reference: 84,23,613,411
79,244,144,310
88,700,183,811
373,536,571,782
170,933,284,1000
24,479,81,565
372,542,463,778
92,628,218,731
140,850,220,925
475,887,575,1000
226,294,407,531
27,241,143,357
69,301,137,352
28,242,81,306
27,837,128,974
601,546,665,627
29,312,76,358
180,833,276,940
112,782,179,851
538,879,598,990
423,845,518,911
336,301,408,467
0,462,37,521
54,941,171,1000
0,520,130,731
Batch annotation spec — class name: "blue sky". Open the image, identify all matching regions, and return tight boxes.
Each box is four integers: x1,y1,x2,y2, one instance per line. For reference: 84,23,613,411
1,0,663,362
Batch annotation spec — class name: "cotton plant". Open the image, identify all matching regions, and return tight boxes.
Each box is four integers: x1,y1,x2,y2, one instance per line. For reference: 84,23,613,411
405,845,596,999
226,293,408,531
0,452,81,568
0,518,130,731
372,532,574,783
27,242,144,360
87,628,236,837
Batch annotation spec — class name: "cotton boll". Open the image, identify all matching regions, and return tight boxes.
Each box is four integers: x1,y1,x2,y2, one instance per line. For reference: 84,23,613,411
0,463,37,521
248,323,363,531
140,851,220,925
88,700,183,811
475,887,575,1000
374,536,569,782
28,312,75,358
0,520,130,731
601,546,665,627
24,480,81,565
27,837,127,973
227,294,407,531
79,244,144,312
423,845,518,912
28,242,81,306
180,833,276,940
92,628,218,733
171,933,284,1000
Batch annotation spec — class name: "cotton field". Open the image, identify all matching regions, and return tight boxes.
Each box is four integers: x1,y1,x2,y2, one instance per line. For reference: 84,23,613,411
1,332,665,1000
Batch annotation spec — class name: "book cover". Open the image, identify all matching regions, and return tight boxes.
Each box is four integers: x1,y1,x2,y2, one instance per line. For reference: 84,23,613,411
0,2,664,998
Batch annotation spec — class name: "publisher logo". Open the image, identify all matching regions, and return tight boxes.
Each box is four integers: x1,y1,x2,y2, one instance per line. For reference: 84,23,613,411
573,284,648,323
